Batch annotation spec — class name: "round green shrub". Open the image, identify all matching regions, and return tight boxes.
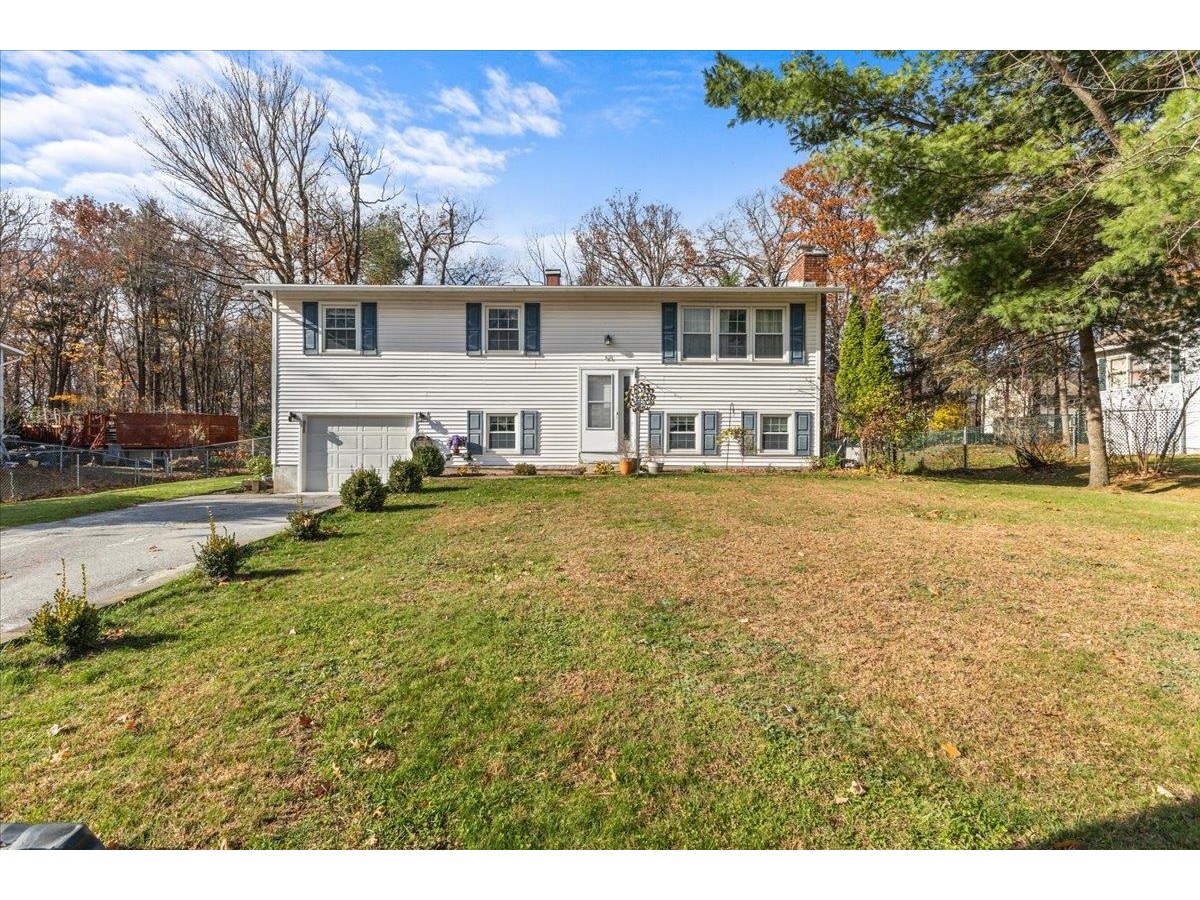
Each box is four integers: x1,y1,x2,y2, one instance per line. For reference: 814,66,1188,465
388,459,424,494
29,560,101,655
412,443,446,477
286,497,325,541
341,467,388,511
513,462,537,476
193,511,252,579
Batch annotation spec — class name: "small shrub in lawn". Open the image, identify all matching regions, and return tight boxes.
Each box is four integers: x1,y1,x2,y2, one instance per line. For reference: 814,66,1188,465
593,460,615,475
388,459,424,494
286,497,325,541
341,467,388,510
691,464,711,474
411,443,446,477
246,454,272,479
193,510,251,580
513,463,537,476
28,560,100,655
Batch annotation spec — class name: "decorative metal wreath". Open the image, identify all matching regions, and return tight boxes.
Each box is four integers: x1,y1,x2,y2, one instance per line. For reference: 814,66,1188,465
625,380,657,413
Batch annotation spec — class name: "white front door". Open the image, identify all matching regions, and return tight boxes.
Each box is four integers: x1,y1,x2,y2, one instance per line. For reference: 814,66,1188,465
304,415,413,491
580,370,619,454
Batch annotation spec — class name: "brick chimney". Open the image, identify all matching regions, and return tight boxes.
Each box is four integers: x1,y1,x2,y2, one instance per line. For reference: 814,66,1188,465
543,268,562,286
786,250,829,286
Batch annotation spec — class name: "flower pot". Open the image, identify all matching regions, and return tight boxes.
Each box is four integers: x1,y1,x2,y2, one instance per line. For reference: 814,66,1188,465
646,461,662,475
618,458,636,476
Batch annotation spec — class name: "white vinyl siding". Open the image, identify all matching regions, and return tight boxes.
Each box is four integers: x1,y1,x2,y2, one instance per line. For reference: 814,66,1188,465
273,290,822,483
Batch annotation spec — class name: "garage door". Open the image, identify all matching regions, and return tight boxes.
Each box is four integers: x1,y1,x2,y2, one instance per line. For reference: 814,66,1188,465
304,416,413,492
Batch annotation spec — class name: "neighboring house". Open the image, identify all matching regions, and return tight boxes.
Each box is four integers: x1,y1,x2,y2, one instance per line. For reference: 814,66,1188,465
250,265,835,492
1096,339,1199,455
1,342,25,456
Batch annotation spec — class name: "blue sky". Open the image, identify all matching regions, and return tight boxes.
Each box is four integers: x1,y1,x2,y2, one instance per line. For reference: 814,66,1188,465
0,50,846,255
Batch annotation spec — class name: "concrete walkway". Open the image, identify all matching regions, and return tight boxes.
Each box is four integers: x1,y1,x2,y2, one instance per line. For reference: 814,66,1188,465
0,493,338,638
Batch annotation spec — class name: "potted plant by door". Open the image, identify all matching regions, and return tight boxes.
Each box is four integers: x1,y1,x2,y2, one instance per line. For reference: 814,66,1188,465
448,434,470,459
617,439,637,476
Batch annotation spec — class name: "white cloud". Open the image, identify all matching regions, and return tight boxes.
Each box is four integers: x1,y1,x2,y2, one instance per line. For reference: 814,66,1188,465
0,52,550,201
534,51,567,71
440,68,562,138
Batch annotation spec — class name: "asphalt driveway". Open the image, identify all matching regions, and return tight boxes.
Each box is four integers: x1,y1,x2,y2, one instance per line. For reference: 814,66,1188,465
0,493,338,638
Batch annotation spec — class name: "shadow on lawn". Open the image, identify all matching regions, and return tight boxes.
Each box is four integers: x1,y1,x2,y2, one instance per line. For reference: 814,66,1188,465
241,567,305,580
378,502,441,513
910,465,1089,488
102,630,177,652
1037,799,1199,849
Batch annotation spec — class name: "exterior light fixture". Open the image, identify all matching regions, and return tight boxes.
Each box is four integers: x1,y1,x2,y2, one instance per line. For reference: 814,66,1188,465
287,411,301,423
604,334,614,347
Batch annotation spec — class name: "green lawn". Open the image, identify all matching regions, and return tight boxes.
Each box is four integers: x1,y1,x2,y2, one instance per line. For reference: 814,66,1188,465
0,476,245,530
2,470,1197,848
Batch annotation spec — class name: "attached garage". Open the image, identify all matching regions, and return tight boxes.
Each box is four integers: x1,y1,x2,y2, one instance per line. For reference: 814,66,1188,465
303,415,413,492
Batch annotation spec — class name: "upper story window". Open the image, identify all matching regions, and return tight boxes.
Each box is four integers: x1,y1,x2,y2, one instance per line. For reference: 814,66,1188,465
682,308,712,360
324,306,358,351
718,309,748,358
754,309,784,358
487,307,521,351
680,306,788,362
1108,354,1130,389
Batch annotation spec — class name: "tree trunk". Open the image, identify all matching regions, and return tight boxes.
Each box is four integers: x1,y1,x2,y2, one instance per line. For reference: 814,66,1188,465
1056,337,1071,445
1077,326,1110,488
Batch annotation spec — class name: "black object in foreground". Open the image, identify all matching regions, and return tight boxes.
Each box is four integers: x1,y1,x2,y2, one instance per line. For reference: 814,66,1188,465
1,822,105,849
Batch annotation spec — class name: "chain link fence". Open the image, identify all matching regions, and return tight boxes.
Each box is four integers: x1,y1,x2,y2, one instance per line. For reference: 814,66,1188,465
826,407,1187,474
1,436,270,502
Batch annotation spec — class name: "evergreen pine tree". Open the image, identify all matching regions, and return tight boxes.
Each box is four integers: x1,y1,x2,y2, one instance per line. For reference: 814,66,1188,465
835,296,865,433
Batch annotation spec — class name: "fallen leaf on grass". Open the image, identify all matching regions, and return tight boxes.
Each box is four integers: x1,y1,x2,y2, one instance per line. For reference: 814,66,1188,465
941,742,962,759
298,714,315,729
48,723,74,736
49,749,70,764
1053,840,1082,850
849,780,866,796
1156,785,1177,800
833,795,849,805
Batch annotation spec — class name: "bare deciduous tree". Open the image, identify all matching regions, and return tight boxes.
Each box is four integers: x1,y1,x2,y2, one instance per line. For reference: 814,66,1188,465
574,191,700,286
516,227,578,285
698,190,802,286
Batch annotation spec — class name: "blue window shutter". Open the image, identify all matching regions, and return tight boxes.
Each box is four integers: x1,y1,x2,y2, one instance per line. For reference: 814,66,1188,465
524,302,541,355
361,302,378,354
741,411,757,453
662,302,678,364
790,303,807,364
701,411,719,456
648,411,663,453
521,410,538,454
303,301,319,354
1097,356,1107,391
467,410,484,454
795,411,813,456
466,303,482,355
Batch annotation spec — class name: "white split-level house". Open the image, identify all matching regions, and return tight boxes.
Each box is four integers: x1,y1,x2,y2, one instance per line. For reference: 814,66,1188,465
249,260,838,493
1096,338,1199,455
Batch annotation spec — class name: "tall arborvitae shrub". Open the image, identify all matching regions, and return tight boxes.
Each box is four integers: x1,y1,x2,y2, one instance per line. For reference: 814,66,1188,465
835,296,866,433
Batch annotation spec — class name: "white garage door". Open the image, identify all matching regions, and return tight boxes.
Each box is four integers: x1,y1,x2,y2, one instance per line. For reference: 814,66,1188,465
304,415,413,492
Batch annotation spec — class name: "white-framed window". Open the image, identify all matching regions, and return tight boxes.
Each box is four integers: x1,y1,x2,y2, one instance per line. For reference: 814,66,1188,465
487,413,517,450
681,307,712,360
760,414,789,452
718,309,748,359
668,414,697,451
586,374,614,429
1108,353,1130,389
680,306,788,362
486,306,521,352
754,308,785,359
323,304,358,352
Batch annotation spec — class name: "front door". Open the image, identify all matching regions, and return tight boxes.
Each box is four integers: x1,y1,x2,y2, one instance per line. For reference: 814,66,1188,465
580,370,619,454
